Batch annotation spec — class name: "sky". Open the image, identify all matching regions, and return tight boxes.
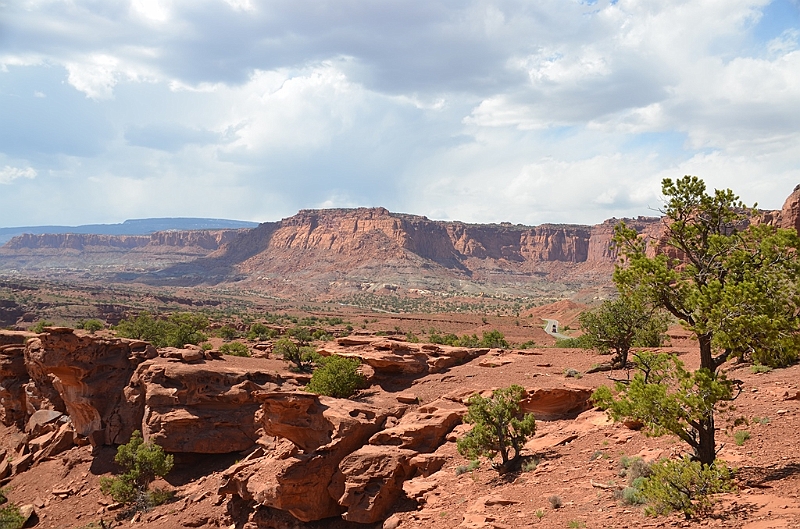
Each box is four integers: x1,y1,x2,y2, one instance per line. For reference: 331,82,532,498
1,0,800,228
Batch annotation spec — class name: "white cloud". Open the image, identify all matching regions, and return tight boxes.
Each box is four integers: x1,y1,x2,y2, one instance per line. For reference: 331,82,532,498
1,0,799,227
65,55,121,99
0,166,37,185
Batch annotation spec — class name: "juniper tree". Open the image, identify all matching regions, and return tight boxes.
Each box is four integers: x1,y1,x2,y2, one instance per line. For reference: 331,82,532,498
602,176,800,465
457,385,535,474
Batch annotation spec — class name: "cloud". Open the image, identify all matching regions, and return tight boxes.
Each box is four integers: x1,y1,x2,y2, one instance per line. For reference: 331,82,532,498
124,123,222,151
0,166,37,185
0,0,799,227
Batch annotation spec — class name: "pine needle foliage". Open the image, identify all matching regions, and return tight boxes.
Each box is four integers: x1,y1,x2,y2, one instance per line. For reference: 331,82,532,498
457,385,535,474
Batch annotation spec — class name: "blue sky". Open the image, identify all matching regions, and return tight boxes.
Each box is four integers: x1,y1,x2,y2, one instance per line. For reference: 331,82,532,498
1,0,799,227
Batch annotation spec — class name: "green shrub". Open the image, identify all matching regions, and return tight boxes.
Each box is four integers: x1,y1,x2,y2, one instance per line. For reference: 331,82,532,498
287,326,313,345
455,459,480,475
639,457,733,519
246,323,277,341
100,430,174,512
217,326,239,340
480,330,508,349
751,364,772,374
274,338,318,372
457,385,535,473
733,430,751,446
555,336,590,348
219,342,250,357
312,329,332,341
306,356,365,398
115,312,208,348
563,368,582,379
31,320,55,333
405,332,420,343
76,319,104,333
0,503,25,529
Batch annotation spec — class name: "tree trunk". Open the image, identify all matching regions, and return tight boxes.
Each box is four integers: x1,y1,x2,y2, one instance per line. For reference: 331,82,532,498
698,333,714,371
695,414,716,466
696,332,718,465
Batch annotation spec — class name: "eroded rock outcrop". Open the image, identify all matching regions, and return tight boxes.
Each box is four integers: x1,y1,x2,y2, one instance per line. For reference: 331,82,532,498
129,357,282,453
0,331,35,426
318,336,490,377
445,385,593,421
221,394,399,521
219,390,469,524
24,328,156,445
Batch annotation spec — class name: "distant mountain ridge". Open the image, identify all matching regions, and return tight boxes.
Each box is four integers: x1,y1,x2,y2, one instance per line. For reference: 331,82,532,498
0,218,259,244
1,186,798,301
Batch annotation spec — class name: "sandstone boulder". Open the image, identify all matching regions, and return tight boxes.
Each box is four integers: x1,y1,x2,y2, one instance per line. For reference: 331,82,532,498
445,385,593,421
329,445,416,524
220,394,397,522
369,399,465,453
130,356,282,453
519,386,593,420
23,329,156,445
317,336,490,377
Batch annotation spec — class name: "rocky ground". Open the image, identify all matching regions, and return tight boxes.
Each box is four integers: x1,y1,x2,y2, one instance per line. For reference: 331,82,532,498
2,319,800,529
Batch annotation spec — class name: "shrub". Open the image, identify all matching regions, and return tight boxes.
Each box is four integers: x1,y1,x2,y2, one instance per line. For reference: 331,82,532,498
457,385,535,473
639,457,733,519
563,368,582,379
287,326,313,346
480,330,508,349
733,430,751,446
0,503,25,529
405,331,420,343
455,459,480,475
274,338,318,372
548,495,562,509
246,323,277,341
31,320,55,333
751,364,772,374
76,319,105,333
217,326,239,341
100,430,174,512
306,356,365,398
219,342,250,357
555,336,590,348
312,329,332,341
115,312,208,348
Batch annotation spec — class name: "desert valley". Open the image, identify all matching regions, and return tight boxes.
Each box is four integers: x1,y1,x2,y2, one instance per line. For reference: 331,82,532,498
0,183,798,529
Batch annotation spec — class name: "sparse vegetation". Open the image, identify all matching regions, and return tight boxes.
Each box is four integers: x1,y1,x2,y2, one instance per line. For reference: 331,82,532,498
218,341,250,357
100,430,174,513
216,325,239,340
578,295,668,367
563,368,582,379
31,319,55,333
246,322,277,341
0,503,25,529
638,457,733,519
273,338,318,372
548,495,562,509
751,363,772,374
305,355,364,398
455,459,481,475
76,318,105,333
115,312,208,348
457,385,535,474
554,336,590,348
733,430,751,446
